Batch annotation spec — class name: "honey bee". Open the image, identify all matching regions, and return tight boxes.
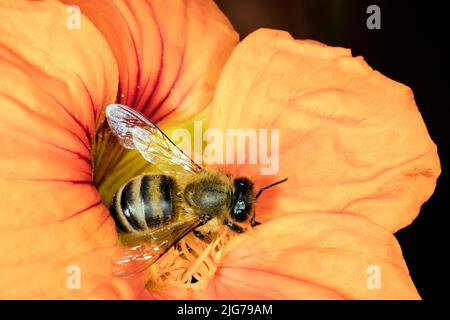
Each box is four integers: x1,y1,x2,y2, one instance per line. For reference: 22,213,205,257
105,104,287,277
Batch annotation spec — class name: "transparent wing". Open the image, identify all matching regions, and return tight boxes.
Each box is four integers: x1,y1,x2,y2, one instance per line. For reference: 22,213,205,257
112,243,165,278
105,104,201,176
112,215,210,278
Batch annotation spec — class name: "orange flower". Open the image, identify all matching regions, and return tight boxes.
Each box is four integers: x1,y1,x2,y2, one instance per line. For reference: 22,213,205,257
0,0,440,299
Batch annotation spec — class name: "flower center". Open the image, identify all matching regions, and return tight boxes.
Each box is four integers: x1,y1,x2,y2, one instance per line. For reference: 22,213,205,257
145,230,232,291
92,116,230,290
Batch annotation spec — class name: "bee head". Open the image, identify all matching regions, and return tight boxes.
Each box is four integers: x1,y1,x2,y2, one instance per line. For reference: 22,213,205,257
231,177,255,223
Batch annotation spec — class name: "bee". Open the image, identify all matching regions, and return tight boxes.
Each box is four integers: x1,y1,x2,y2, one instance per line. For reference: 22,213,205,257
105,104,287,277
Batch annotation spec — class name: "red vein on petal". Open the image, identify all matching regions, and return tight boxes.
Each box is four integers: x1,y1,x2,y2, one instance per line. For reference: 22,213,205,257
0,119,92,177
0,45,93,152
139,4,164,115
132,8,156,111
0,212,111,269
0,199,104,232
153,74,196,123
59,200,103,222
125,2,144,107
6,178,94,185
1,94,92,158
74,74,96,146
153,107,177,124
113,2,140,108
147,4,188,121
49,97,92,153
85,213,112,243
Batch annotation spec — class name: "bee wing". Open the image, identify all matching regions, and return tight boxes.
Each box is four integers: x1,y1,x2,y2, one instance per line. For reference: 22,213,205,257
112,243,165,278
112,215,208,278
105,104,201,176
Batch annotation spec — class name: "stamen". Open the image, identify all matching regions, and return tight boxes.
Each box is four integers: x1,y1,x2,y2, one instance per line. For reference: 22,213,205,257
181,243,213,284
145,228,233,291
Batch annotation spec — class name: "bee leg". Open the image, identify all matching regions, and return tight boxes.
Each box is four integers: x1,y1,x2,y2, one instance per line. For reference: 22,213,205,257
250,213,261,226
225,220,244,234
250,220,261,226
193,230,213,243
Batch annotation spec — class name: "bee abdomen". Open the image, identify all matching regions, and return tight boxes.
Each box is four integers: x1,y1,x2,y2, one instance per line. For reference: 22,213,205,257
109,174,178,233
141,175,176,227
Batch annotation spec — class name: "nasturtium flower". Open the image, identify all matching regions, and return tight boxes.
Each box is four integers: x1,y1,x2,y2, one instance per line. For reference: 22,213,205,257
0,0,440,299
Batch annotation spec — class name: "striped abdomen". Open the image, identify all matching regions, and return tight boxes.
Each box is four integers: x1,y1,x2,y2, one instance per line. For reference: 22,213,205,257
110,174,178,233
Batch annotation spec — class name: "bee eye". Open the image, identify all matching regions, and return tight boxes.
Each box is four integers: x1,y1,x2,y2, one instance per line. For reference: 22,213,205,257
232,178,254,222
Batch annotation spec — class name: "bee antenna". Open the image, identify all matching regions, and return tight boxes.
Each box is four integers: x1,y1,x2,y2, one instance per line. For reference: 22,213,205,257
255,178,288,199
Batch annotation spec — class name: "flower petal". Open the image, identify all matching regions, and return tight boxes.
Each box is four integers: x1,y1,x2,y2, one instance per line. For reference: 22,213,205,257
62,0,239,124
208,29,440,232
0,0,144,298
147,214,420,299
65,0,239,203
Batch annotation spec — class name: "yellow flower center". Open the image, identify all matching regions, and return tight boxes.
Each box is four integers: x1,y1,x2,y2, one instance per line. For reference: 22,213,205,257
92,109,230,290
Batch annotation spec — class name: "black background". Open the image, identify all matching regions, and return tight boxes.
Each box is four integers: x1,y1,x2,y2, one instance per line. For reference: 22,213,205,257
215,0,448,300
